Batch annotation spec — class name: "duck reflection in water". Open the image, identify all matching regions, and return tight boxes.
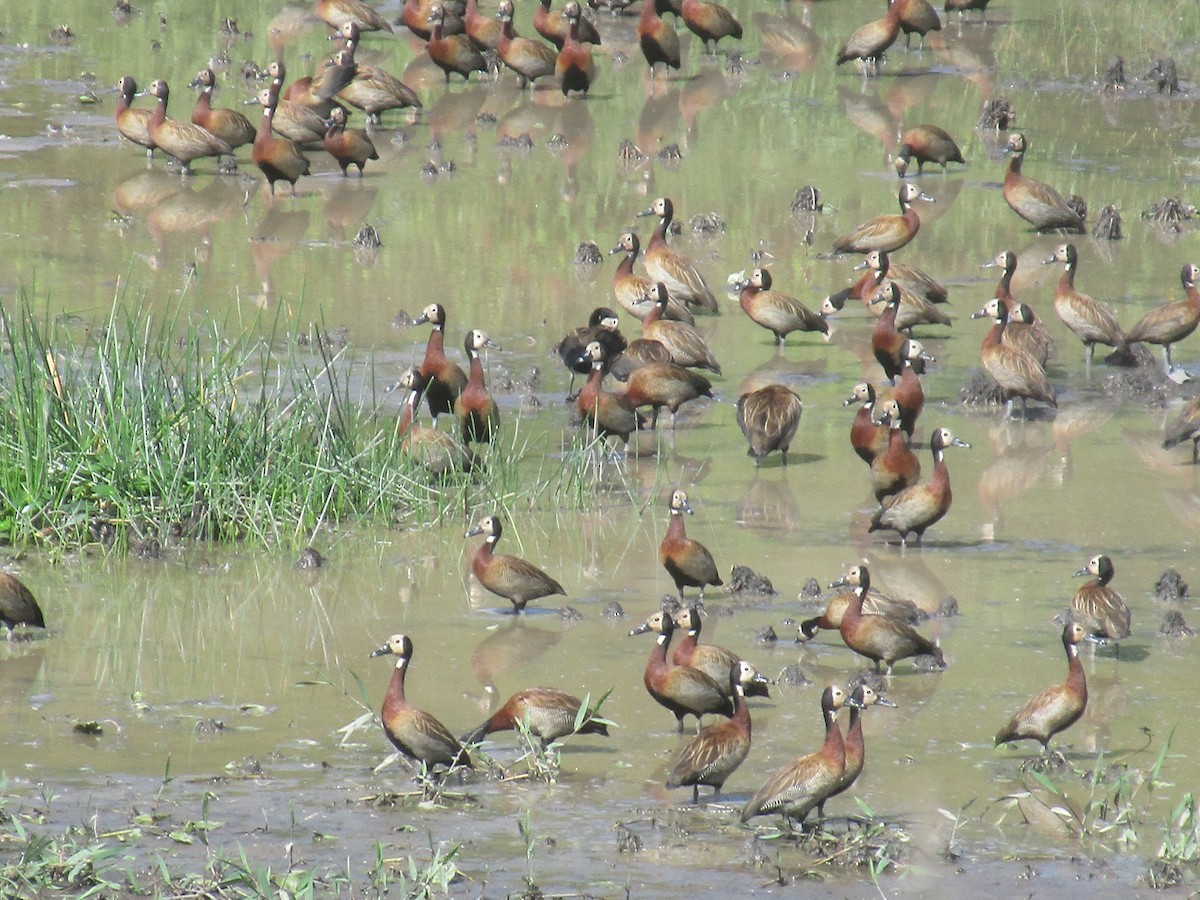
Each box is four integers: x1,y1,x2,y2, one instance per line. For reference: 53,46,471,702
469,618,561,706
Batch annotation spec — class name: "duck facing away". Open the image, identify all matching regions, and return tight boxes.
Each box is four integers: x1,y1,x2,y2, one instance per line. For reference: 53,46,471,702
1003,133,1085,234
740,685,861,827
660,489,722,600
467,515,566,613
666,660,755,803
462,687,609,746
995,622,1088,755
869,426,970,546
680,0,742,54
831,565,946,674
371,633,472,770
833,183,934,255
1071,554,1131,649
556,2,597,96
737,384,803,467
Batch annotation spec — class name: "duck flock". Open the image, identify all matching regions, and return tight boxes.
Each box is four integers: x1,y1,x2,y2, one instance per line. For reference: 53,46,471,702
86,0,1200,850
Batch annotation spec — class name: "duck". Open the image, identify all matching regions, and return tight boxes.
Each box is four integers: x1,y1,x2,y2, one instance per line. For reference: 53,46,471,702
680,0,742,54
636,609,734,733
871,283,907,383
737,384,804,467
869,427,970,546
983,249,1057,367
971,298,1056,418
428,4,489,82
1003,133,1086,233
818,684,895,816
797,582,923,642
736,268,830,347
831,565,946,673
660,490,723,600
609,338,673,381
146,79,231,174
0,572,45,633
248,87,327,147
317,0,394,33
399,0,465,40
1071,554,1131,647
1162,394,1200,463
188,68,255,157
621,361,713,428
944,0,990,20
610,233,694,324
740,685,861,827
322,105,379,176
835,0,901,74
462,687,609,746
114,75,156,159
556,2,596,95
892,338,931,438
413,302,469,427
282,53,357,118
846,382,889,465
396,368,475,475
1122,263,1200,373
638,0,681,76
833,183,934,255
1043,242,1125,367
666,660,755,803
668,607,771,698
251,80,310,194
455,329,500,445
573,340,646,448
495,0,557,89
856,248,948,306
867,280,952,333
467,515,566,613
636,197,720,314
463,0,502,50
641,284,721,373
370,633,472,769
894,0,941,51
535,0,600,48
870,400,921,502
995,622,1088,754
556,307,627,397
335,24,423,124
894,124,961,175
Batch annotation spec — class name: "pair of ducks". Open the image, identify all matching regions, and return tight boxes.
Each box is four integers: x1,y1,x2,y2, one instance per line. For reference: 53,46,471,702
460,487,720,615
370,633,609,771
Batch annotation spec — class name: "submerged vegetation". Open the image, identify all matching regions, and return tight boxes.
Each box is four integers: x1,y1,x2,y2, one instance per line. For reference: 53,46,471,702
0,295,628,554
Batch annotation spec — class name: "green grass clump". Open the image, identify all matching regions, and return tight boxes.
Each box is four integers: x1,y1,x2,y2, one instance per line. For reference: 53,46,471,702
0,297,470,551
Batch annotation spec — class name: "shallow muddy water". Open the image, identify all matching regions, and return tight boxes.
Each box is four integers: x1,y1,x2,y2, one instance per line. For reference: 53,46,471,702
2,0,1200,895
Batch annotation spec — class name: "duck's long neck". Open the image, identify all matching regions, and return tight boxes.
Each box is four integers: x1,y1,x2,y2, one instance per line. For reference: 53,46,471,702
150,95,168,130
646,631,671,686
666,510,687,541
982,317,1005,350
1059,261,1076,291
616,246,637,277
422,326,446,369
1064,641,1087,700
1007,153,1023,177
649,215,670,250
116,91,133,120
195,86,214,115
386,658,409,706
578,363,604,409
643,302,665,325
467,351,485,388
821,705,846,762
731,686,750,735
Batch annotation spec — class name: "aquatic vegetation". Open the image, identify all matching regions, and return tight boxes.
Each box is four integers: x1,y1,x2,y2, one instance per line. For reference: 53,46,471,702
0,296,629,553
